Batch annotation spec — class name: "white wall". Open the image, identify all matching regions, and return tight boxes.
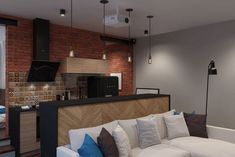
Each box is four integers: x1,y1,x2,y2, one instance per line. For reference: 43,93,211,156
134,20,235,129
0,25,6,89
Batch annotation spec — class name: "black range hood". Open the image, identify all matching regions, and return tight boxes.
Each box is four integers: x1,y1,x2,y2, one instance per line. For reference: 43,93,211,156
27,61,60,82
27,18,60,82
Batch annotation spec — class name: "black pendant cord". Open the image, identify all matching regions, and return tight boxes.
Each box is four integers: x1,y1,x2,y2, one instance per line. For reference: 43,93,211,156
149,18,151,60
103,1,106,51
128,11,131,49
70,0,73,50
126,8,133,60
147,15,153,63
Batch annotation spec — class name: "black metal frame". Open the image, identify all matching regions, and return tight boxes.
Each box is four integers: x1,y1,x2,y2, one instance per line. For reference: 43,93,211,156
0,17,18,26
100,35,136,45
135,88,160,95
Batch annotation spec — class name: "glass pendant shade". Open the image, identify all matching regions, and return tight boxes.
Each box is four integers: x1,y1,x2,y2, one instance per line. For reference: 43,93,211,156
128,56,132,63
69,49,74,57
102,52,107,60
148,56,152,64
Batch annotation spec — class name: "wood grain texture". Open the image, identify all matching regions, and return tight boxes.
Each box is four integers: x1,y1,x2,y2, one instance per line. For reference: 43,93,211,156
20,112,40,154
58,96,169,145
60,57,108,74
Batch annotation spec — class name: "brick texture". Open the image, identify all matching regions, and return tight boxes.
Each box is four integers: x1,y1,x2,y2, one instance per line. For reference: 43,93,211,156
3,14,134,108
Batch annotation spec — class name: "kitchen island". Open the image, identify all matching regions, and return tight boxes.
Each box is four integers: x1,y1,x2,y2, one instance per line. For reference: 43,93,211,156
40,94,171,157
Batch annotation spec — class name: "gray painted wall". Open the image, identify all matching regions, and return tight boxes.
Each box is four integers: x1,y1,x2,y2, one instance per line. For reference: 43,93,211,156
134,20,235,129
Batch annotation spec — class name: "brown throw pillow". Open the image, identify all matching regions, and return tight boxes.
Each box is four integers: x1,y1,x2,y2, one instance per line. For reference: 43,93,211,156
184,113,208,138
97,128,119,157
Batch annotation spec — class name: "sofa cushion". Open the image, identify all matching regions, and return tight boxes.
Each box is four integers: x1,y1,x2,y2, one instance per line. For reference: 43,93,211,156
118,115,152,149
69,121,118,152
167,136,235,157
97,128,119,157
77,134,103,157
132,144,190,157
164,113,190,140
151,109,175,139
184,113,208,138
112,125,132,157
136,117,161,148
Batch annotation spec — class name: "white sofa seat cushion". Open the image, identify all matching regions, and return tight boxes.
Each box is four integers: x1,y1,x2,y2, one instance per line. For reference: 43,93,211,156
69,121,118,152
132,144,190,157
167,136,235,157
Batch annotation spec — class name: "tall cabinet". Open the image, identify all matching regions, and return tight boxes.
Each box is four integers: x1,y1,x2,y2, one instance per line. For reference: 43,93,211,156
9,107,40,157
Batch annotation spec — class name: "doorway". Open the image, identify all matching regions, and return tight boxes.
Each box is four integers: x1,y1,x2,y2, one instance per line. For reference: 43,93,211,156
0,25,6,134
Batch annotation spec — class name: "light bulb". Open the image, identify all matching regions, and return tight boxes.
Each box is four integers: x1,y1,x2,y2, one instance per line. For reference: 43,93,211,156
69,49,74,57
128,56,132,63
148,57,152,64
102,53,107,60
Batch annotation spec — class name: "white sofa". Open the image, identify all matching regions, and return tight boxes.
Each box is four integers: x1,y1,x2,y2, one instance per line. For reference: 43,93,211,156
57,112,235,157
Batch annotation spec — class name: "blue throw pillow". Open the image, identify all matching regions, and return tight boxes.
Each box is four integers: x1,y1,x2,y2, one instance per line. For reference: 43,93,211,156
0,108,6,114
78,134,103,157
174,111,196,115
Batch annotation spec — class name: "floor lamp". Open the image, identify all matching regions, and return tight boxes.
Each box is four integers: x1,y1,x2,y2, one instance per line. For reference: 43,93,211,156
205,60,217,116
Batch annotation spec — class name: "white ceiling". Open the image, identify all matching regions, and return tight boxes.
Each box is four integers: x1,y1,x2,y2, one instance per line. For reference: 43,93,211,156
1,0,235,37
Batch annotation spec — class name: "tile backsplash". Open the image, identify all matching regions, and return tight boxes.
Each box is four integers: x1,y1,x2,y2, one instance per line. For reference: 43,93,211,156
8,72,65,106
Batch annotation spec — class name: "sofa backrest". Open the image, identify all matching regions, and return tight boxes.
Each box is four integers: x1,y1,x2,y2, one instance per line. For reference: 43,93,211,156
68,110,176,150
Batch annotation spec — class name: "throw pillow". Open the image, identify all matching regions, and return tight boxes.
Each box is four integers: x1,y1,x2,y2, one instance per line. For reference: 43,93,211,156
97,128,119,157
136,117,161,148
78,134,103,157
164,113,190,140
112,125,132,157
151,109,175,139
184,113,208,138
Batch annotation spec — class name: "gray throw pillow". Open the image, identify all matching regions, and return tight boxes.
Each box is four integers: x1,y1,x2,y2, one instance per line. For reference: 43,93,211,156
136,117,161,148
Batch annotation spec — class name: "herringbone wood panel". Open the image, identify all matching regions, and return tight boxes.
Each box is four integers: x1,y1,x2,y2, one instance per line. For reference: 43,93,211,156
58,97,169,145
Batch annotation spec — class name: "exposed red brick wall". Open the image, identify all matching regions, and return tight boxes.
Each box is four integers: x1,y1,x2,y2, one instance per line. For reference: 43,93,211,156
4,14,134,106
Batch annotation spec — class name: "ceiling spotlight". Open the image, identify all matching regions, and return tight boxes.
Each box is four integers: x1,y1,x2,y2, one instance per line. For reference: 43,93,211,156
60,9,66,17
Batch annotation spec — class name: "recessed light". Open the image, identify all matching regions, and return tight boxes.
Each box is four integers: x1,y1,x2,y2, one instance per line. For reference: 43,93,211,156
60,9,66,17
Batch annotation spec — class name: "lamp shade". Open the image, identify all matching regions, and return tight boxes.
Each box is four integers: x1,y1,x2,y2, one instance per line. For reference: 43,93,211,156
208,60,217,75
208,68,217,75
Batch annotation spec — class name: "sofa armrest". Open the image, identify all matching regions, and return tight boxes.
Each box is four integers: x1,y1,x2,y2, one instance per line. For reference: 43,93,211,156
207,125,235,144
57,145,79,157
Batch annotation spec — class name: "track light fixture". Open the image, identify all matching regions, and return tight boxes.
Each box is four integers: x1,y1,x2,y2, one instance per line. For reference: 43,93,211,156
147,15,153,64
60,9,66,17
100,0,109,60
126,8,133,63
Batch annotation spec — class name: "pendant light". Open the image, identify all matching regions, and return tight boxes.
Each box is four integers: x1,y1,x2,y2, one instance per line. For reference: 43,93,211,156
69,0,74,57
60,9,66,17
126,8,133,63
147,15,153,64
100,0,109,60
144,30,148,36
